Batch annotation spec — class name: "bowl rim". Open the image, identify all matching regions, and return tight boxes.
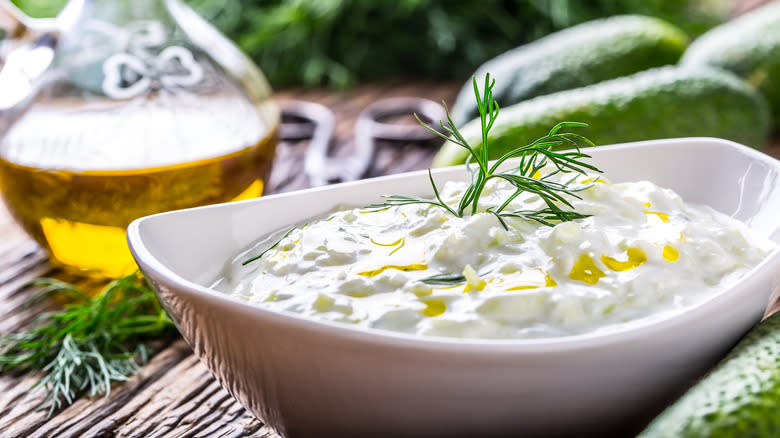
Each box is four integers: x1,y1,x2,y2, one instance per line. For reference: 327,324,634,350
128,137,780,354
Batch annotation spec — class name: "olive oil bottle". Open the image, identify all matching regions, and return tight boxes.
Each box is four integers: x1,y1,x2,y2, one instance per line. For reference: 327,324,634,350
0,0,279,277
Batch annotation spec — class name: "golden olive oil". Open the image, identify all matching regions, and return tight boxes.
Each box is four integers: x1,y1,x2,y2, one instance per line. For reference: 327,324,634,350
0,132,276,277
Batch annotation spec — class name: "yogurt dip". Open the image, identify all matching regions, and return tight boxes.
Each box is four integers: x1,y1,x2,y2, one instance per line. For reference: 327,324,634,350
214,172,775,339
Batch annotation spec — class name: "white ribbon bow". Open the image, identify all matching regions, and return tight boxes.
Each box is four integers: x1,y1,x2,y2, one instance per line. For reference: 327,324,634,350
101,45,204,99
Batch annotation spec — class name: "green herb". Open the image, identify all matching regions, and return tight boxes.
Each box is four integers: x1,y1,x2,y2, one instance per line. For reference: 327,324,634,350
242,226,296,265
420,273,466,286
365,169,459,217
0,273,175,416
369,73,602,228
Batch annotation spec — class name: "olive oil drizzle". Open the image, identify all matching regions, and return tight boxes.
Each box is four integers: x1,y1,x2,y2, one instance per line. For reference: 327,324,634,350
663,245,680,262
601,248,648,272
370,237,406,255
422,299,447,317
569,254,606,285
358,264,428,277
505,272,558,290
645,211,670,223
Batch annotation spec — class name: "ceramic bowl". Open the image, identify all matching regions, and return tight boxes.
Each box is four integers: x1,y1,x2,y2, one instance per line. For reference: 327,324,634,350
128,138,780,438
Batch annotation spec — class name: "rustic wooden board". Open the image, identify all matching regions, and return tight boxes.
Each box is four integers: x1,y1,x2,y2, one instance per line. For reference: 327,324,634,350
0,77,779,437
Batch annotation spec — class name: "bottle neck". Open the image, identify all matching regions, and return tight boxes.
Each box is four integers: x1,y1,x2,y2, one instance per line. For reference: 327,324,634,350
62,0,174,26
52,0,183,84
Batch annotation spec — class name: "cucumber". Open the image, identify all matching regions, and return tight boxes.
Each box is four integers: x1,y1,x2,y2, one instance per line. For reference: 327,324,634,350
681,2,780,127
638,312,780,438
450,15,689,126
433,67,771,167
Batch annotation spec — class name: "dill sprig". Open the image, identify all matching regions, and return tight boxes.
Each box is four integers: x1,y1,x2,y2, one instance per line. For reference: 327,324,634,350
0,273,176,416
368,73,602,228
242,226,296,265
244,75,601,267
420,273,467,286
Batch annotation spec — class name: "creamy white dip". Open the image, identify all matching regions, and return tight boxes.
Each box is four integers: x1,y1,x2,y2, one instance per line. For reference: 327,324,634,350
214,173,774,339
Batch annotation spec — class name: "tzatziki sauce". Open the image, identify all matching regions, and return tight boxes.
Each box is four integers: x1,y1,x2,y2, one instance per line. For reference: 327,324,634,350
214,173,775,339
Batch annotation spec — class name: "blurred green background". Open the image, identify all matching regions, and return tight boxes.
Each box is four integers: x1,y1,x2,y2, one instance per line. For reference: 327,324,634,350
13,0,731,88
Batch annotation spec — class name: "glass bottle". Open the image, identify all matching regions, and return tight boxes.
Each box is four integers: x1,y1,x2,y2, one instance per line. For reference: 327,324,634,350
0,0,279,278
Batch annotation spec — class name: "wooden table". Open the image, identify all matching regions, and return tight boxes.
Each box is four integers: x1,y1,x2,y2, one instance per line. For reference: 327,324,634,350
1,81,779,438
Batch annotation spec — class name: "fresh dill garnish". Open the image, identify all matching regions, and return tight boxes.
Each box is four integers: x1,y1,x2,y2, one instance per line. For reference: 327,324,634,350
420,273,467,286
242,226,296,265
368,73,602,227
0,273,175,417
244,74,601,267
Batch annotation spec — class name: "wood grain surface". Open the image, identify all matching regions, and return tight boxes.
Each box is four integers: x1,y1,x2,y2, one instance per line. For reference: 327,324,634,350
1,85,780,438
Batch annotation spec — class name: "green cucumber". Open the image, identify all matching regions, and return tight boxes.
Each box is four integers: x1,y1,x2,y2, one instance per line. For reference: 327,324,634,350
638,312,780,438
450,15,689,126
433,67,770,167
681,2,780,127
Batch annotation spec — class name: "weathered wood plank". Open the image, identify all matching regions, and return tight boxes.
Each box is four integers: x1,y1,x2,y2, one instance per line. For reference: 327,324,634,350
1,339,184,438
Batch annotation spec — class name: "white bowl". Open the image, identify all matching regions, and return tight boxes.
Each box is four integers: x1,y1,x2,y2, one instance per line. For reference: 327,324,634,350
128,138,780,437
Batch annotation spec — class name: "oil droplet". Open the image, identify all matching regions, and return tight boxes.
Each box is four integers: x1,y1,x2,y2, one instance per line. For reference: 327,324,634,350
422,299,447,317
643,202,651,208
663,245,679,262
463,282,486,292
644,211,670,223
506,284,539,291
370,236,405,255
370,237,404,247
569,254,606,285
601,248,647,272
388,243,405,256
358,264,428,277
509,272,558,290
